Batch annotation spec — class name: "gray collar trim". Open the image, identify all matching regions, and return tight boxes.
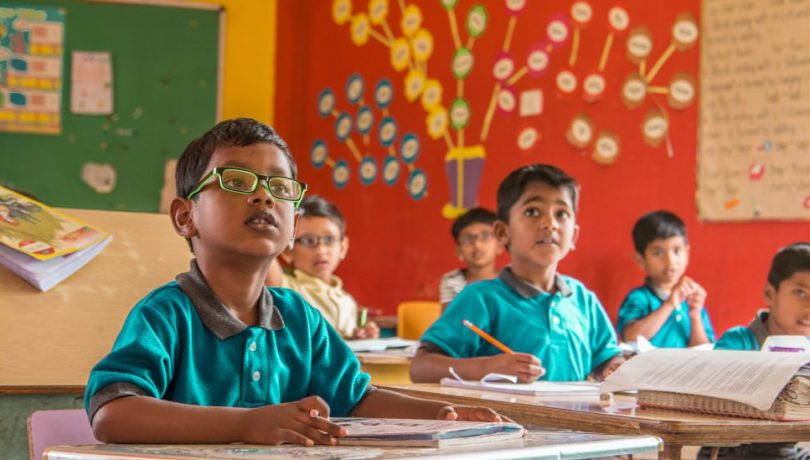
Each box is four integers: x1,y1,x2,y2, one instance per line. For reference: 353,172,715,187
749,309,770,348
175,260,284,340
499,266,572,299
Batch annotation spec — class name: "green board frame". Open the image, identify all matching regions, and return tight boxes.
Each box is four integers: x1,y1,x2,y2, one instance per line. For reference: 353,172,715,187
0,0,222,211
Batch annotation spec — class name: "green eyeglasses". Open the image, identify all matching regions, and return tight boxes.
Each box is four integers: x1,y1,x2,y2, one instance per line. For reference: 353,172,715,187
187,167,308,208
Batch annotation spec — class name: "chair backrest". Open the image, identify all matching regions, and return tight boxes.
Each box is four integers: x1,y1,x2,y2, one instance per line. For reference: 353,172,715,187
397,301,442,340
28,409,99,460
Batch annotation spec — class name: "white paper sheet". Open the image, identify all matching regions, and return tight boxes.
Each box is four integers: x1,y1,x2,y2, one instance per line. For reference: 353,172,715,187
601,348,810,410
71,51,113,114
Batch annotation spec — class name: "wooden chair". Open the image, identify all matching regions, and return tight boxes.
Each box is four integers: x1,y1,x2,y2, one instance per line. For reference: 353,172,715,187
28,409,99,460
396,301,441,340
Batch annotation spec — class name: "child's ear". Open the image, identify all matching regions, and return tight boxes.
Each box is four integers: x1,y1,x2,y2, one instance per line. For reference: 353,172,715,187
764,283,777,308
570,224,580,250
339,235,349,261
170,197,197,239
493,220,509,247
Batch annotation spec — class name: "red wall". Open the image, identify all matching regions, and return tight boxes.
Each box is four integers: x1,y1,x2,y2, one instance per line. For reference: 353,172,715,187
274,0,810,336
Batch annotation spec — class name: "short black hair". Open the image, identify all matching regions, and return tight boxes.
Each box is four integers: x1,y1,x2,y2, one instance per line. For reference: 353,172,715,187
632,210,687,255
298,195,346,235
175,117,297,199
451,207,497,241
496,164,579,222
768,242,810,289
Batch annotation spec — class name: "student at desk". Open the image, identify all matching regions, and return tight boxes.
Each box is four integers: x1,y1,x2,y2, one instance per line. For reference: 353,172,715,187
84,118,506,447
703,242,810,460
410,164,624,383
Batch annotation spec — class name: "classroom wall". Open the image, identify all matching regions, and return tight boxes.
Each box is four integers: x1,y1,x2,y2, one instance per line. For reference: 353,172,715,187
273,0,810,336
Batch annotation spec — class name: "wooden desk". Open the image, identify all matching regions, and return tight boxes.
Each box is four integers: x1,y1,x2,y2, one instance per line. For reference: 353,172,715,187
0,209,191,389
355,351,412,384
43,429,661,459
382,384,810,460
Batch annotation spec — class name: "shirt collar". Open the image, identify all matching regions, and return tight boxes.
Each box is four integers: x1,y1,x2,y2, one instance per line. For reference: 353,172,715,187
292,269,343,290
644,278,671,302
749,309,770,348
498,266,572,299
176,259,285,340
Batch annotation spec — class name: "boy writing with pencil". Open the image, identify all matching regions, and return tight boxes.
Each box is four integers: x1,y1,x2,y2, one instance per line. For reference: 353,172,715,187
266,195,378,339
84,118,506,445
410,164,624,383
699,242,810,460
617,211,715,348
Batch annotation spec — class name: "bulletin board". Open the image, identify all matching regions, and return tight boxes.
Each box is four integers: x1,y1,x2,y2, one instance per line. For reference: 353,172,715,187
0,0,222,212
697,0,810,221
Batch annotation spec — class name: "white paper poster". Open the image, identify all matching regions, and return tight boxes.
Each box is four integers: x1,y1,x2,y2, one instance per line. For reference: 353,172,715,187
71,51,113,115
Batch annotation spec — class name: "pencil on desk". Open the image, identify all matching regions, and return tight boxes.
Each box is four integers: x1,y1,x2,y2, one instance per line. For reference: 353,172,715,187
462,319,514,354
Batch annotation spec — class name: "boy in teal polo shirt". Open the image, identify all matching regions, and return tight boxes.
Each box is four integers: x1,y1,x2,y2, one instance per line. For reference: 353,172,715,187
410,164,624,383
85,118,504,446
617,211,715,348
700,242,810,459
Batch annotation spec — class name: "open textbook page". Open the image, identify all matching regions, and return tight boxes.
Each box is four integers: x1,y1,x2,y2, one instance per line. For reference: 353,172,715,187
601,349,810,411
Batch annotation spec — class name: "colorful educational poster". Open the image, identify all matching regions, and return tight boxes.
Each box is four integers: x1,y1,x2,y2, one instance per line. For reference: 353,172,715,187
71,50,113,115
0,4,65,134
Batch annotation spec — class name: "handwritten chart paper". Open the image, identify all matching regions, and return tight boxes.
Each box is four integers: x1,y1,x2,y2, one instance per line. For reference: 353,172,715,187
698,0,810,221
0,4,65,134
71,51,113,115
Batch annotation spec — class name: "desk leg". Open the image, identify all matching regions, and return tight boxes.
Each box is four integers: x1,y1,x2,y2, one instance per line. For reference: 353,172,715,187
659,444,682,460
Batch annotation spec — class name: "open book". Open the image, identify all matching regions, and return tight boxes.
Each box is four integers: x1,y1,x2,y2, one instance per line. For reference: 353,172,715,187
440,367,600,397
602,349,810,420
334,417,525,447
0,186,111,291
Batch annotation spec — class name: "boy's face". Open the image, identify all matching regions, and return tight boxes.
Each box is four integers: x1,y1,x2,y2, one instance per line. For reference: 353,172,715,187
636,236,689,289
287,215,348,283
172,143,298,262
495,181,579,272
456,222,501,269
765,271,810,336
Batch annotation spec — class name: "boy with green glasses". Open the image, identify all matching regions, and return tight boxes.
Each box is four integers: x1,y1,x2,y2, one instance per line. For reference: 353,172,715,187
84,118,505,445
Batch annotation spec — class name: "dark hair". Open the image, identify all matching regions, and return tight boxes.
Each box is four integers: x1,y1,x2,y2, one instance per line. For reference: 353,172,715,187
175,118,297,199
631,210,687,254
496,164,579,222
451,207,496,241
298,195,346,235
768,242,810,289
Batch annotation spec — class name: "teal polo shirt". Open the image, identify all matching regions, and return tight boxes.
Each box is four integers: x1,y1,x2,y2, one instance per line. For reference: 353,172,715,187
421,267,622,381
714,310,770,351
616,283,716,348
85,261,370,422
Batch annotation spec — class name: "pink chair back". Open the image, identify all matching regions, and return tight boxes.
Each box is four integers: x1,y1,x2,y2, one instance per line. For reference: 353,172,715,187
28,409,99,460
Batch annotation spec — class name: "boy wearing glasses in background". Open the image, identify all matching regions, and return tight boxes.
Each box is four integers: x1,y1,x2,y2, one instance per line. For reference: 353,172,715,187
439,207,502,311
85,118,505,445
267,195,379,339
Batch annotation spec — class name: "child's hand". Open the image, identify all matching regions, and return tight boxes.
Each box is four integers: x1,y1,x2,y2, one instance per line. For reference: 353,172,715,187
352,321,380,339
487,352,545,382
594,355,625,381
241,395,346,446
686,282,707,314
669,275,696,306
435,404,504,422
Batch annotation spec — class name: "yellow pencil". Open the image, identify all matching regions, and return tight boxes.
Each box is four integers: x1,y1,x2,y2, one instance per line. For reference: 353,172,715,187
462,319,514,354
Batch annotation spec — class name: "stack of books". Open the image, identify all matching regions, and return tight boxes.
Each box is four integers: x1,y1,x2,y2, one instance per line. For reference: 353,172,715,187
0,185,112,291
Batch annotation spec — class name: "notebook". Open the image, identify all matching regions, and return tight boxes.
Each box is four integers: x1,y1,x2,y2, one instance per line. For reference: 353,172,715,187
440,367,600,397
346,337,418,353
334,417,525,447
0,186,111,291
